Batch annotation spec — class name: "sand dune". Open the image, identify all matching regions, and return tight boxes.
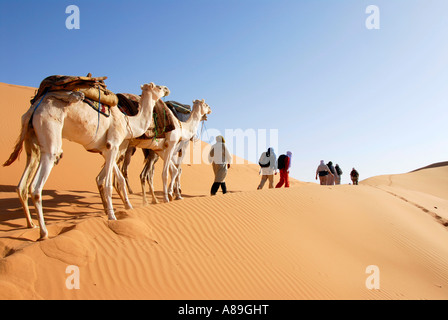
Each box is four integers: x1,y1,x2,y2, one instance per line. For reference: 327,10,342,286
362,165,448,224
1,82,448,300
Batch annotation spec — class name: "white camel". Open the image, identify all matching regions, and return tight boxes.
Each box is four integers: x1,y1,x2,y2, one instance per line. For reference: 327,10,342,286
123,99,211,204
3,82,169,240
119,103,191,196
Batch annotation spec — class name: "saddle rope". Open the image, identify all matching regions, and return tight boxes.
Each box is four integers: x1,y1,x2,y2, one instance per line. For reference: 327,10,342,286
200,119,209,143
29,87,49,127
85,86,102,147
124,115,134,138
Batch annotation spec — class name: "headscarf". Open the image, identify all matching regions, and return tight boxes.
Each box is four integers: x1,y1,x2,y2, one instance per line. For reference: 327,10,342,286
209,136,231,164
327,161,335,174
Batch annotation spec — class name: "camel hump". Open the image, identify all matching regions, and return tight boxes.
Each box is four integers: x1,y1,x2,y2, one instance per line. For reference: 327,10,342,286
31,74,117,107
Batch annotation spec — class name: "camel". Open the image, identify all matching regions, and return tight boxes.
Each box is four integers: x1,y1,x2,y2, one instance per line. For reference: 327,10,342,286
122,99,211,204
3,82,170,240
135,140,186,205
119,105,190,199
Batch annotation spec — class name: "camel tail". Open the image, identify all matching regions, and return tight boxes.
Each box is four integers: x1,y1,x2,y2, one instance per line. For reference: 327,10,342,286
3,113,31,167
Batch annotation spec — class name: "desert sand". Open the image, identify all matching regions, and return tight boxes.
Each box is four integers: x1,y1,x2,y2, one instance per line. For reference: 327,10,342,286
0,82,447,300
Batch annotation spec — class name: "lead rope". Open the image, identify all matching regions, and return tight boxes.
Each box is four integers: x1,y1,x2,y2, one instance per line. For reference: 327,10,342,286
86,86,102,147
200,119,209,142
95,86,101,137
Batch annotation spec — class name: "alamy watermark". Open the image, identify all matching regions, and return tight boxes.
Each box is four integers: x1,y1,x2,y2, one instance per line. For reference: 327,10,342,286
66,265,80,290
365,5,380,30
66,5,80,30
182,128,279,165
365,265,380,290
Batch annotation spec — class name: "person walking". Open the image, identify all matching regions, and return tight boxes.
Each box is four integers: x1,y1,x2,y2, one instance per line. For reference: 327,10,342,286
209,136,232,195
350,168,359,185
315,160,333,185
326,161,337,185
257,147,277,189
275,151,292,188
335,164,343,185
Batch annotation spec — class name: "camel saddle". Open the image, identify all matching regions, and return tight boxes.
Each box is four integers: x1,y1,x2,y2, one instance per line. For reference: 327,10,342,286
165,101,191,114
116,93,176,139
31,74,118,107
116,93,140,116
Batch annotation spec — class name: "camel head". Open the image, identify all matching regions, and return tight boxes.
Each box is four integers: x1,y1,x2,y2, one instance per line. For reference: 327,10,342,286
192,99,212,121
141,82,170,100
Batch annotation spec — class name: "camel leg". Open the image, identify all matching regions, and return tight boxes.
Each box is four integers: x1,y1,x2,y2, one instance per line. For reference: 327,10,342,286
168,161,180,200
140,155,152,206
96,147,119,220
172,146,187,200
142,149,159,205
32,151,63,239
113,163,132,210
96,166,109,212
29,115,66,240
16,135,40,229
121,146,135,194
147,158,158,204
161,148,177,203
174,166,182,200
137,149,159,205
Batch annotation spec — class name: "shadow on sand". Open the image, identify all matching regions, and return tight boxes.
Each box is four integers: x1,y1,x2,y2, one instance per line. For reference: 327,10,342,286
0,185,209,231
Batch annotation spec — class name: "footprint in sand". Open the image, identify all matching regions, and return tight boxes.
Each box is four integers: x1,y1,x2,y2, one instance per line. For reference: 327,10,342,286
39,229,96,267
0,253,42,299
107,218,157,243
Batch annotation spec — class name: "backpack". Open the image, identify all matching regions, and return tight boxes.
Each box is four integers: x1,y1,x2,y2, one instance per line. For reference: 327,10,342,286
327,163,335,174
277,154,287,170
336,166,342,176
258,152,270,168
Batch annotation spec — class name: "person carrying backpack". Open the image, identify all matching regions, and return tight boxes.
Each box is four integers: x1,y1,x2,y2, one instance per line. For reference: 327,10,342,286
335,164,343,185
326,161,337,185
275,151,292,188
315,160,333,185
257,147,277,189
350,168,359,185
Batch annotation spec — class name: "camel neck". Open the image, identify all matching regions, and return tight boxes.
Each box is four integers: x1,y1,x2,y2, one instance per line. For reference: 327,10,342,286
183,106,203,134
128,91,155,138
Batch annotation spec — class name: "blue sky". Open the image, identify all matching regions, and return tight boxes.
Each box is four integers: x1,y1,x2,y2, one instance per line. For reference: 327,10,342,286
1,0,447,183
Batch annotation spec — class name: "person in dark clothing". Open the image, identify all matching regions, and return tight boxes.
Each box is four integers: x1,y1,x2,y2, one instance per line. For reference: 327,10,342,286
326,161,337,185
350,168,359,185
335,164,343,185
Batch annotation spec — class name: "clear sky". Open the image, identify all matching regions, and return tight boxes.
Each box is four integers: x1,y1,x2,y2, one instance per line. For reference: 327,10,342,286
1,0,447,183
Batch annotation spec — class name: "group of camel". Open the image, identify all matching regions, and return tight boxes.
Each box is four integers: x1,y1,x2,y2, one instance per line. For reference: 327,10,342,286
3,80,212,240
